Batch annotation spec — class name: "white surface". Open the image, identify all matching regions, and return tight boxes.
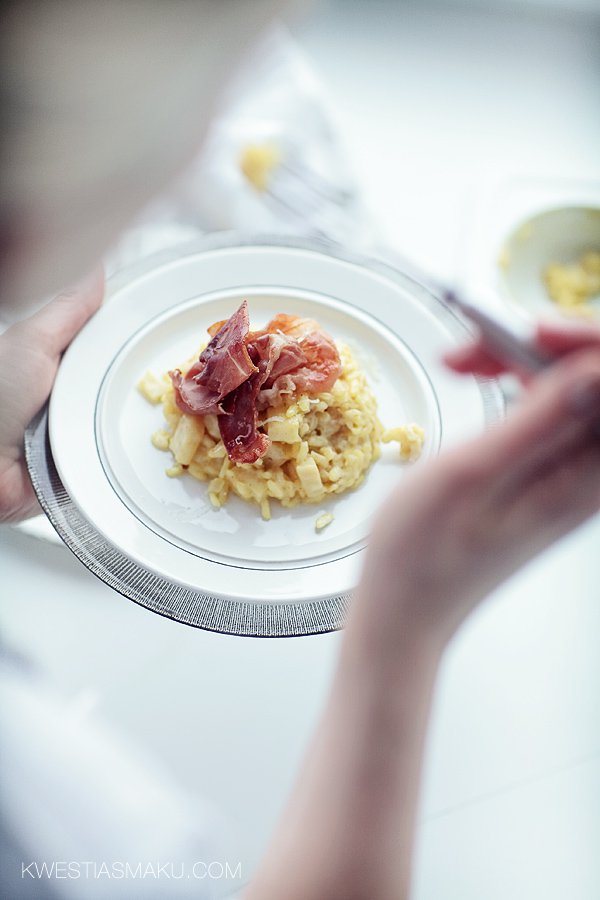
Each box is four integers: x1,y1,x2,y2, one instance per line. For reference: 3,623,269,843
297,0,600,283
2,1,600,897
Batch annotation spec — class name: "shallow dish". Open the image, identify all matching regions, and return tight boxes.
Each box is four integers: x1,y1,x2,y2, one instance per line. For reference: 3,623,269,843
26,235,504,636
460,177,600,322
498,206,600,320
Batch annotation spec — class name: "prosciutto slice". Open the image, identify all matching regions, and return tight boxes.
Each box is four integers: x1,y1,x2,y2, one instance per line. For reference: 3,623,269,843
218,332,307,463
248,332,308,387
256,330,341,409
248,313,320,343
218,374,270,464
287,330,341,394
170,302,342,464
170,300,257,415
247,312,341,406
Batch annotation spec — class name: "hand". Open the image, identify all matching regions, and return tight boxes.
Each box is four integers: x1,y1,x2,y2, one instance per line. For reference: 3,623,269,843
247,324,600,900
443,320,600,379
350,323,600,656
0,268,104,523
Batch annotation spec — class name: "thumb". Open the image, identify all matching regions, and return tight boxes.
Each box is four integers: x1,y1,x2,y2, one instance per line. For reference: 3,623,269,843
29,265,105,357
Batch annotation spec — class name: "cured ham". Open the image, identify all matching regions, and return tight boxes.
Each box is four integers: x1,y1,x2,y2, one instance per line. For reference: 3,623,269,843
219,333,307,464
173,302,342,463
219,374,270,464
265,331,340,398
248,313,321,343
249,332,308,387
170,300,257,415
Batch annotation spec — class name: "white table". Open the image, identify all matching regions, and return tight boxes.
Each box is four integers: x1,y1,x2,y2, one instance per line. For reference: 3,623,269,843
2,2,599,897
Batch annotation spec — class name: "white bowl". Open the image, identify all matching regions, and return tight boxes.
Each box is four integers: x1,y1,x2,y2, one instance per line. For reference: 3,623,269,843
497,206,600,321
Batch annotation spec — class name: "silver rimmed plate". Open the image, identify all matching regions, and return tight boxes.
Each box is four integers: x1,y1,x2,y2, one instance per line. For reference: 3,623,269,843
26,235,504,636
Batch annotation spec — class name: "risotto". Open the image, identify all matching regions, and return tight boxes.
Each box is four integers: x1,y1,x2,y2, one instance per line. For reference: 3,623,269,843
138,303,424,523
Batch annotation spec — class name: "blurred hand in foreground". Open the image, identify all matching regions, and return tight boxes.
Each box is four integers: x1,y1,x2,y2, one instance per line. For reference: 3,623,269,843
351,322,600,656
250,322,600,900
0,268,104,523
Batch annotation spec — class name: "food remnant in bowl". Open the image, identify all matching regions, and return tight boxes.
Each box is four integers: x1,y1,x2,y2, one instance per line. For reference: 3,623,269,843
138,301,425,521
543,250,600,317
240,143,281,192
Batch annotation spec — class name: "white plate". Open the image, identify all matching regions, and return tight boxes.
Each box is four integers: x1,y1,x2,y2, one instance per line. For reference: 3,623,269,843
27,235,504,636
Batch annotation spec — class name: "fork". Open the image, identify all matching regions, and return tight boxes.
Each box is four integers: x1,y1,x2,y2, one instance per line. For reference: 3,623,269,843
239,142,355,237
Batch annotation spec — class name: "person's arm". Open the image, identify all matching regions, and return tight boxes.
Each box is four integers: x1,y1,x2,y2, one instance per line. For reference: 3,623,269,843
246,331,600,900
246,615,439,900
